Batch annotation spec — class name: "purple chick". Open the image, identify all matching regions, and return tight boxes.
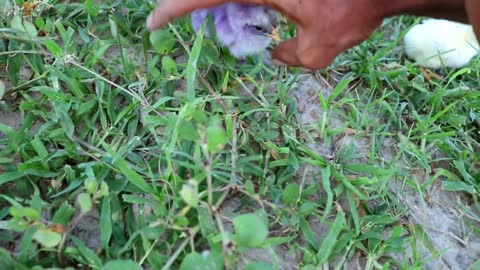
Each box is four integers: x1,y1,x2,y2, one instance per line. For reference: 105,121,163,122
191,3,279,58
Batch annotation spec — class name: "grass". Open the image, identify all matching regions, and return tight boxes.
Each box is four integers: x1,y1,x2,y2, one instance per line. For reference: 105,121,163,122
1,0,479,269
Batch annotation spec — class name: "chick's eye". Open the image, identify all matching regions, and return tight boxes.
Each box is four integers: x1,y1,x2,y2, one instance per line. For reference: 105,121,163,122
254,25,264,32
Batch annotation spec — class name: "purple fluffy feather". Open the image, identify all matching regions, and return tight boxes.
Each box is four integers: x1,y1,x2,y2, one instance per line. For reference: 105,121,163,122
191,3,278,58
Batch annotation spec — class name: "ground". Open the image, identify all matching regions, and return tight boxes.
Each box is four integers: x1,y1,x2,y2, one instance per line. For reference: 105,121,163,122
0,1,480,270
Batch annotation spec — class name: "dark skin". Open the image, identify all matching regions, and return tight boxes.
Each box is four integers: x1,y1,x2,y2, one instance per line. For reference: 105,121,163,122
147,0,477,69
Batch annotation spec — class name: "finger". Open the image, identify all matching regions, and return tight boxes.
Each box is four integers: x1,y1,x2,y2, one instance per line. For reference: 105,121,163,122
272,26,334,69
147,0,223,30
272,38,338,69
306,49,337,70
271,38,302,67
147,0,302,31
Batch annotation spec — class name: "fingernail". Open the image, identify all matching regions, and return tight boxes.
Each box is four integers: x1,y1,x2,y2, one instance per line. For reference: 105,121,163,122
146,14,153,30
272,59,287,66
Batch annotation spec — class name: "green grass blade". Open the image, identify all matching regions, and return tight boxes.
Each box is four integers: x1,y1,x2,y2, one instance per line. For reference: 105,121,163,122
316,212,346,264
186,22,205,102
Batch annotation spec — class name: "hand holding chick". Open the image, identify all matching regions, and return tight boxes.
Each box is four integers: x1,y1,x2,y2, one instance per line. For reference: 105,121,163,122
147,0,474,69
147,0,386,69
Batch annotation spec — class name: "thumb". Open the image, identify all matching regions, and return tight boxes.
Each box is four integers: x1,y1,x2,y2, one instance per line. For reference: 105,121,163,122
271,38,302,67
272,37,338,69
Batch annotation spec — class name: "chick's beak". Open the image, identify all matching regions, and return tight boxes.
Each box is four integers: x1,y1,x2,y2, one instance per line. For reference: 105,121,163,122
264,26,280,42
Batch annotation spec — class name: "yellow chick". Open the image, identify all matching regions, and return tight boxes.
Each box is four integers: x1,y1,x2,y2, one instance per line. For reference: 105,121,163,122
403,19,479,69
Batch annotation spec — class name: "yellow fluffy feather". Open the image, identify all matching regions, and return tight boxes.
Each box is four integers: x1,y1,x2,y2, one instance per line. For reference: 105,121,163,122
403,19,479,68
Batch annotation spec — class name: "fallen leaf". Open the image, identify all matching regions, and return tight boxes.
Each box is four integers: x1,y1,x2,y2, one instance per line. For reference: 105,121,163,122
22,1,37,15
